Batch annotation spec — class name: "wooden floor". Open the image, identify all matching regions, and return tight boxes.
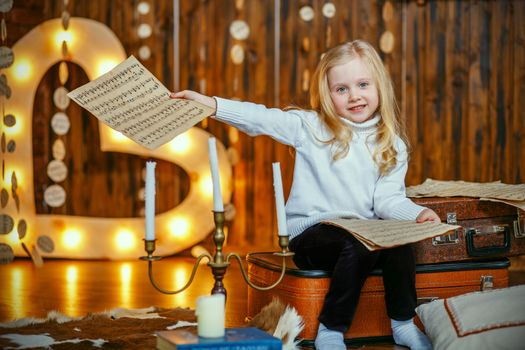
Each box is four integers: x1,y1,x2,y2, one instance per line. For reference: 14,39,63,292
0,256,248,327
1,256,524,349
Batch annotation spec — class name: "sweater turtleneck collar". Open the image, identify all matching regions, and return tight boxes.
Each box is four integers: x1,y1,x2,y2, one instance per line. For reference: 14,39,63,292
343,114,381,134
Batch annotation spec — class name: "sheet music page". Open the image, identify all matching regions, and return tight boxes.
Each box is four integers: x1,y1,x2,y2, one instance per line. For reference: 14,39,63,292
67,56,214,149
407,178,525,208
323,218,460,251
480,198,525,211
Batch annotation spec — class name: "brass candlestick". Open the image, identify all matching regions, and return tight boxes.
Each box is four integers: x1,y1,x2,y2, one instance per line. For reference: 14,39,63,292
141,211,294,296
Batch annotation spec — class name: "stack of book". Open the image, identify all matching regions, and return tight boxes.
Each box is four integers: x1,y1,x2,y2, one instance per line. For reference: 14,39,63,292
156,327,282,350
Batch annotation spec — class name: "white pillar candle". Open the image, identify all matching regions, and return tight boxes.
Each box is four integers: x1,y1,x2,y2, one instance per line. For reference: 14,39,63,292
145,161,156,241
208,137,224,212
196,293,225,338
272,162,288,237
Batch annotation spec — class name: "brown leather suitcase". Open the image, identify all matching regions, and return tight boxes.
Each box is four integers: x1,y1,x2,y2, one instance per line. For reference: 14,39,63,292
246,252,509,345
412,197,525,264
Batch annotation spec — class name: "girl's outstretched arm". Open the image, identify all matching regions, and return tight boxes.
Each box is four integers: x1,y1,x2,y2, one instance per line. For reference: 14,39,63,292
416,208,441,223
170,90,217,112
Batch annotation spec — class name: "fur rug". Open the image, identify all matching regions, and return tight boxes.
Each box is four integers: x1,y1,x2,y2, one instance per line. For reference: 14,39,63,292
0,300,303,349
247,298,304,350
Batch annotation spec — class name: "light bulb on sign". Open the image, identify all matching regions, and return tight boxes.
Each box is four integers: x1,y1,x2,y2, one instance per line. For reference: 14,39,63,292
168,217,190,239
115,229,136,251
13,59,32,81
96,59,120,77
62,228,82,249
55,30,73,48
168,133,192,154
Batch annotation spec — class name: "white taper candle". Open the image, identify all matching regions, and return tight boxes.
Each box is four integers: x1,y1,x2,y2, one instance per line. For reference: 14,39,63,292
208,137,224,212
272,162,288,237
145,161,156,241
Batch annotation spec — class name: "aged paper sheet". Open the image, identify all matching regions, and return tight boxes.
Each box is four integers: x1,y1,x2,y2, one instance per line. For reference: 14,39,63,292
407,178,525,210
323,218,460,251
67,56,214,149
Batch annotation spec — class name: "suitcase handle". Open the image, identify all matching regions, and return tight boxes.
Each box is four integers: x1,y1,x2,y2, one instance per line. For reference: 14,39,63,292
466,227,511,257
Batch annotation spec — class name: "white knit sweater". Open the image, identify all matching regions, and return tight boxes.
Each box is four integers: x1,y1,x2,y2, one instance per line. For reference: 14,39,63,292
214,97,426,240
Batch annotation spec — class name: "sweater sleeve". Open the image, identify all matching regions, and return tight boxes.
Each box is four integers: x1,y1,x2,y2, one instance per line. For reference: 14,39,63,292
373,140,426,220
213,97,307,147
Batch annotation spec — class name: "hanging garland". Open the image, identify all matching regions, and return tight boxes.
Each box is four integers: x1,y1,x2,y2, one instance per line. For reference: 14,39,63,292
0,0,15,264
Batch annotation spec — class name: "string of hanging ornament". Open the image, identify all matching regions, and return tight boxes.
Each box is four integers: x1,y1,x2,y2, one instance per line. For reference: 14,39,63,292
45,0,71,214
0,0,18,265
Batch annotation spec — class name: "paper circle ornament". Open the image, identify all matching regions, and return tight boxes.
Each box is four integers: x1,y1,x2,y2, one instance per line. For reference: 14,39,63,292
47,159,68,182
382,1,394,22
199,45,206,61
10,171,17,191
3,113,15,126
138,45,151,60
322,3,336,18
0,188,7,208
302,37,310,53
229,20,250,40
62,40,68,57
51,112,71,135
0,243,14,265
299,6,314,22
0,214,14,235
0,46,14,69
61,10,70,30
137,23,152,39
199,78,207,94
302,69,310,92
235,0,244,11
0,0,13,13
0,73,11,98
44,184,66,207
138,187,145,201
224,202,236,221
17,219,27,239
6,139,14,152
53,86,70,109
379,31,395,54
230,44,245,65
137,1,150,15
37,235,55,253
59,61,69,85
52,139,66,160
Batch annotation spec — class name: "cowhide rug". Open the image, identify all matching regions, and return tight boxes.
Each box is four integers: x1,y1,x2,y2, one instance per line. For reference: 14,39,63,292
0,299,303,350
0,307,196,349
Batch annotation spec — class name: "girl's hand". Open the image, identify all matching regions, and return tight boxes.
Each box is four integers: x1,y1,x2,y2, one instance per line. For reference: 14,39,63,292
416,208,441,223
169,90,217,112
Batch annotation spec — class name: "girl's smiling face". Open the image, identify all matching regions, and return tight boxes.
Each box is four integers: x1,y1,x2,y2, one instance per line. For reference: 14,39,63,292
327,57,379,123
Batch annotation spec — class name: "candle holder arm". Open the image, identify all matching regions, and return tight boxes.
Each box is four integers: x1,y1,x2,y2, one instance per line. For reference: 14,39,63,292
226,252,291,291
146,253,212,295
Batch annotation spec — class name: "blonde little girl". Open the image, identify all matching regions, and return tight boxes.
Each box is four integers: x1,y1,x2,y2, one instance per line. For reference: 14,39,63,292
171,40,438,350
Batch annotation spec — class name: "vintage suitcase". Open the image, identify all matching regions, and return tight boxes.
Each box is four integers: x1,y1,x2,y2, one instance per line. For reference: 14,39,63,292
412,197,525,264
246,252,509,345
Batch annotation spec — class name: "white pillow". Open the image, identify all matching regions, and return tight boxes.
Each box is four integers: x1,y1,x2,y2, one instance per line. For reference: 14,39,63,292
416,285,525,350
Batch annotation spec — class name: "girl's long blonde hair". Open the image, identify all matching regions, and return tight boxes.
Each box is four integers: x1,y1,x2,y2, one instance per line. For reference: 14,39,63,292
310,40,407,175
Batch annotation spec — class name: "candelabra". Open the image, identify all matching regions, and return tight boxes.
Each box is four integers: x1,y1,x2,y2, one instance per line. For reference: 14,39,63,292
140,210,294,296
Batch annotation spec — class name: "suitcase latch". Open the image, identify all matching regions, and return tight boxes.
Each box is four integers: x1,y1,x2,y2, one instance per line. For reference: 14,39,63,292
432,212,460,245
513,210,525,238
480,275,493,291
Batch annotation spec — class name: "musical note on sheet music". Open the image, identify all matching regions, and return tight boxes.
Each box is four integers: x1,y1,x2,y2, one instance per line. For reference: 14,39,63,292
324,218,460,251
68,56,214,149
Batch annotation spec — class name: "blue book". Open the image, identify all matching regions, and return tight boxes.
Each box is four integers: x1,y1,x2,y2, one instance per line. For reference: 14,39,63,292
156,327,282,350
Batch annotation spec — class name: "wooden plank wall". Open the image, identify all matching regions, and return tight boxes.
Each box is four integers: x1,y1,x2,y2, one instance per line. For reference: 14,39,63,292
9,0,525,250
